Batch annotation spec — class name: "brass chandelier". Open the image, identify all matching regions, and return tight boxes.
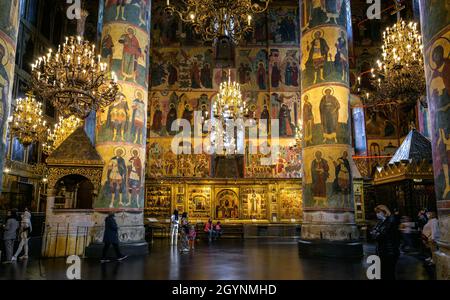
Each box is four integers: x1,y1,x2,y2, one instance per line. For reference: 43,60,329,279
30,36,119,119
165,0,270,44
210,71,248,155
42,115,82,155
8,94,47,147
213,70,248,119
357,19,425,105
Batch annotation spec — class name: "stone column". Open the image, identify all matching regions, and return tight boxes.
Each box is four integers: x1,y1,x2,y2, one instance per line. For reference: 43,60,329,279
0,0,20,193
419,0,450,280
299,0,362,257
92,0,151,256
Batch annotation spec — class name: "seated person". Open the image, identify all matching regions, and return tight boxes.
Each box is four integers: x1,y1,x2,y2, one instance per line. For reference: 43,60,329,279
213,221,223,240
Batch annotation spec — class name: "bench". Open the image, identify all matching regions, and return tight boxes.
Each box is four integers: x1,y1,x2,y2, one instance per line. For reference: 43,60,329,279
195,223,244,240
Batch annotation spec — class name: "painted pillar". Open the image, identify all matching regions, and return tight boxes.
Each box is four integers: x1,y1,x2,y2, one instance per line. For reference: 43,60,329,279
419,0,450,280
299,0,361,256
0,0,20,193
94,0,150,249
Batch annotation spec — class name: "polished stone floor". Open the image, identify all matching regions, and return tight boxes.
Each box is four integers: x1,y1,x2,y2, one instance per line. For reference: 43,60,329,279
0,239,432,280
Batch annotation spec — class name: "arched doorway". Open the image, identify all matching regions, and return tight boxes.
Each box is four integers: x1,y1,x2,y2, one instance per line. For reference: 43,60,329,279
54,174,94,209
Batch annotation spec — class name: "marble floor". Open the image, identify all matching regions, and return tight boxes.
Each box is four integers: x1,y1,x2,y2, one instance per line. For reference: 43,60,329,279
0,239,432,280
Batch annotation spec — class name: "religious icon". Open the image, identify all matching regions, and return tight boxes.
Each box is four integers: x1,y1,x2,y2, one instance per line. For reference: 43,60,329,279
311,151,329,207
303,95,314,145
307,30,329,84
279,103,294,137
200,63,212,89
257,61,267,90
0,40,10,129
151,102,163,132
107,147,127,208
131,90,146,144
329,151,352,207
437,128,450,199
216,189,239,219
119,27,143,82
101,27,115,73
334,31,348,81
319,87,340,143
106,0,127,21
190,60,201,89
166,103,178,135
128,148,143,207
106,90,129,142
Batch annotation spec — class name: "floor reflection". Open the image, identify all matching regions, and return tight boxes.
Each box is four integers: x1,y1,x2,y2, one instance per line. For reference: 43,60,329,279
0,239,431,280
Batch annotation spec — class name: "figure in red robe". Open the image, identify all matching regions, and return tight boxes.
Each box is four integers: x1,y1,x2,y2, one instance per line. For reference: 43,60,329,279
119,28,142,82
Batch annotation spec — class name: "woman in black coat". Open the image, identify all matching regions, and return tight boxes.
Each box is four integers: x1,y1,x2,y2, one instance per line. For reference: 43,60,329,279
371,205,400,280
101,213,127,263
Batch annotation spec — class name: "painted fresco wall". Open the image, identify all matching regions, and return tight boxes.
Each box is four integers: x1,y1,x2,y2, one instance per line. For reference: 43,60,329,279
95,0,151,210
0,0,20,192
419,0,450,280
148,0,302,180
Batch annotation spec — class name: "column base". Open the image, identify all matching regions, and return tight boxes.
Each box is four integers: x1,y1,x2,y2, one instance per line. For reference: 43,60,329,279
85,241,149,258
435,241,450,280
298,239,363,258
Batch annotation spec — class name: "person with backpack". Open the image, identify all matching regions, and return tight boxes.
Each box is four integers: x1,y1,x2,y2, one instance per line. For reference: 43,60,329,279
2,210,19,264
11,208,32,261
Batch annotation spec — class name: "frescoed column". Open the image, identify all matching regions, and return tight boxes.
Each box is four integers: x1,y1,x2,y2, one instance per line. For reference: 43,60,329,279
299,0,362,257
93,0,150,254
419,0,450,280
0,0,20,193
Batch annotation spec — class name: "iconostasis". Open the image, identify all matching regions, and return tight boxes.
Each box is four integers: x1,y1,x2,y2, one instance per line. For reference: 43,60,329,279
145,179,303,223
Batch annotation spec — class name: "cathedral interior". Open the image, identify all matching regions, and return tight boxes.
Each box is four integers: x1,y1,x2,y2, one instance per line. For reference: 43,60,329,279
0,0,449,280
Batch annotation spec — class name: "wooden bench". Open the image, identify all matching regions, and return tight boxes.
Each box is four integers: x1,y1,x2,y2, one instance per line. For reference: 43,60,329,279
195,223,244,240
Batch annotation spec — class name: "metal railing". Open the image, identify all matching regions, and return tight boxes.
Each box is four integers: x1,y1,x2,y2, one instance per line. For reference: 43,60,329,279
42,223,146,258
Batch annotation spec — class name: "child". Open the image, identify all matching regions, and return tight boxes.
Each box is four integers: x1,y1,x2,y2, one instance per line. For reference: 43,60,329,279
188,225,197,250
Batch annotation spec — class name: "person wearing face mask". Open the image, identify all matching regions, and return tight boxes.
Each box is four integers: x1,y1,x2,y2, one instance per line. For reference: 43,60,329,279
421,211,440,266
370,205,400,280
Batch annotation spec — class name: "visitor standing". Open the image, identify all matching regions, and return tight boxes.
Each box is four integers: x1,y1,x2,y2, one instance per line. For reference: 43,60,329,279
370,205,400,280
12,208,32,261
188,225,196,250
170,209,179,246
2,210,19,264
422,211,440,266
101,213,128,263
179,212,189,252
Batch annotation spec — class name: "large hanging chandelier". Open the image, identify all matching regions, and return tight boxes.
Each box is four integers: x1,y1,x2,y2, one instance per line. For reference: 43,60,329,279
210,70,248,155
8,94,47,147
165,0,270,44
30,36,119,119
357,19,425,105
42,115,82,155
213,71,247,119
